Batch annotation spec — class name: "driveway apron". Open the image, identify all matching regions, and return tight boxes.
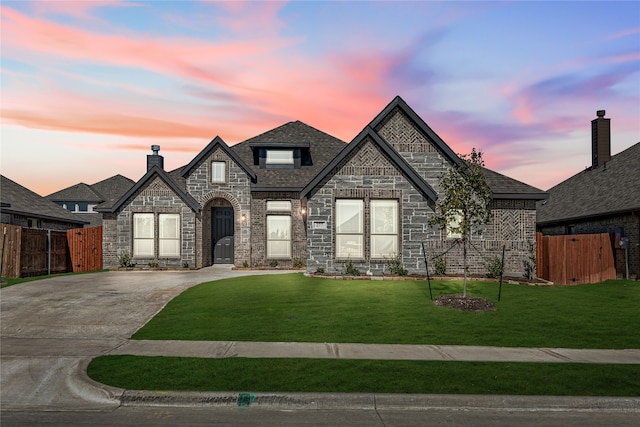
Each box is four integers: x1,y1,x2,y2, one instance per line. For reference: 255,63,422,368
0,267,292,410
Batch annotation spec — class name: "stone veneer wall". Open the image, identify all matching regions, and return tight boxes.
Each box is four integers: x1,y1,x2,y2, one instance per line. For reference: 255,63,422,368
185,147,251,267
305,109,539,277
112,177,197,268
250,192,306,268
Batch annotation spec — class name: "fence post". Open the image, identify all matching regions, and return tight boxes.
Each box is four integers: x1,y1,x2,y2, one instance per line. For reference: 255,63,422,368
47,229,51,276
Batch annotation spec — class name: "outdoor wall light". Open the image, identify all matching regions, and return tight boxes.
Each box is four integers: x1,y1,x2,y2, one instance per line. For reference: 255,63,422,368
241,213,247,224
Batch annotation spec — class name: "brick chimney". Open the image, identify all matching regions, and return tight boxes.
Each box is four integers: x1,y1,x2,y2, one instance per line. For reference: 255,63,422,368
147,145,164,171
591,110,611,169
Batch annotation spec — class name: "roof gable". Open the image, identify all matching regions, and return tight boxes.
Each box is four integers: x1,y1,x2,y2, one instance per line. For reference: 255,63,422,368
369,96,464,169
102,166,200,213
182,136,256,182
302,127,438,202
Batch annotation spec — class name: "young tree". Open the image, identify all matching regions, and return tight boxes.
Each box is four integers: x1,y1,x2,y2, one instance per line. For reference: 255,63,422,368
429,148,492,297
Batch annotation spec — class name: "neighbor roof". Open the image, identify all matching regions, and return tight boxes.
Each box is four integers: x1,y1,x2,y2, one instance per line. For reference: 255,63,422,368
537,142,640,225
47,174,134,204
231,121,347,191
482,168,548,200
0,175,88,225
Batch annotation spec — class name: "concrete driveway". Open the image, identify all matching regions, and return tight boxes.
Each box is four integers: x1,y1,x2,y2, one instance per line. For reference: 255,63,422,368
0,267,292,410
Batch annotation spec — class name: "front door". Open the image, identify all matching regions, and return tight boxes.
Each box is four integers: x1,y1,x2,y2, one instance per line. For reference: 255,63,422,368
212,207,234,264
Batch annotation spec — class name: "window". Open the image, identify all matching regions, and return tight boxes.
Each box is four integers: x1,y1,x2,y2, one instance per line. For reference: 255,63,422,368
267,215,291,258
266,150,294,165
65,202,76,212
78,202,88,212
211,161,226,183
335,199,364,258
446,211,463,239
370,200,398,258
133,213,155,257
159,214,180,257
266,201,291,211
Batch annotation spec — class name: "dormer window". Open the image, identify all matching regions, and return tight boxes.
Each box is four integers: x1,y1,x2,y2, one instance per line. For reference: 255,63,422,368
266,150,294,165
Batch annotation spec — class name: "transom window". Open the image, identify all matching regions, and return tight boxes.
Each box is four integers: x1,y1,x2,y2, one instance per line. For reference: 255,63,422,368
211,161,226,183
266,150,294,165
266,201,292,211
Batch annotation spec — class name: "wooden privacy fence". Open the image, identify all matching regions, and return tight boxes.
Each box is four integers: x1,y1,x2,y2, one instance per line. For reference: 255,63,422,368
67,226,102,273
0,225,102,279
536,232,616,285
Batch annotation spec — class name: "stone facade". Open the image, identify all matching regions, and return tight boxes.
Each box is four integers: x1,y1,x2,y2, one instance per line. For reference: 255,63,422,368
102,96,544,275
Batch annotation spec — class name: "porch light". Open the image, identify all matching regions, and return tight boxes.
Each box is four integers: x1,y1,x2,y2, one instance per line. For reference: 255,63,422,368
241,213,247,224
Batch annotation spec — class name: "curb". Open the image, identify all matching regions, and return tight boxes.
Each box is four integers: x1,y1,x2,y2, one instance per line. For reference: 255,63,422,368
120,390,640,412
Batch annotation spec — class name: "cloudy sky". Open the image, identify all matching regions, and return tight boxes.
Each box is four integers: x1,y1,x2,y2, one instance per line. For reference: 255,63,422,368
1,0,638,196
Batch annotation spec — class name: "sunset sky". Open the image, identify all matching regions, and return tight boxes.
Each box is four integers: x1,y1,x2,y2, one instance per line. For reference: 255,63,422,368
1,0,639,196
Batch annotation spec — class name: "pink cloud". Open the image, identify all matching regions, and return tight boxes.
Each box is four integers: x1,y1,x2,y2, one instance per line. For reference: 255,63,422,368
29,0,141,20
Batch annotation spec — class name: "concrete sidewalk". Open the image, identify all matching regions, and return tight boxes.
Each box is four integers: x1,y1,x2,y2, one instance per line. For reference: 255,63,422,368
109,340,640,364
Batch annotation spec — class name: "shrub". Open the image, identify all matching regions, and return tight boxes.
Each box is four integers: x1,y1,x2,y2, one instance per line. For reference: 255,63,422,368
242,260,249,268
343,258,360,276
118,250,131,268
148,261,159,268
269,260,278,268
486,255,504,278
386,253,408,276
315,267,325,274
434,256,446,276
293,258,305,268
182,262,189,268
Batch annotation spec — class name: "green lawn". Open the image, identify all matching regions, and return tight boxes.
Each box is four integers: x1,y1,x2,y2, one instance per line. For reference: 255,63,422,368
133,274,640,349
89,274,640,396
88,356,640,396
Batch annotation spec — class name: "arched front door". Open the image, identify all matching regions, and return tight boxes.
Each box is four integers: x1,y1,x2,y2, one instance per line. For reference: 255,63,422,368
212,206,234,264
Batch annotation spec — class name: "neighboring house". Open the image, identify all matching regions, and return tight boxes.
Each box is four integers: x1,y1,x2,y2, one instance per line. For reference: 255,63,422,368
46,175,134,227
98,96,547,275
0,175,88,230
537,111,640,279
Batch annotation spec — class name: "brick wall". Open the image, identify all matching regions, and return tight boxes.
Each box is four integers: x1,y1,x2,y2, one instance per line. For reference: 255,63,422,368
185,147,252,267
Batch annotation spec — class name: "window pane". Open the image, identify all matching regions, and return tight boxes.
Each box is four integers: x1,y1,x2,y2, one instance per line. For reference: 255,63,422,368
266,201,291,211
267,241,291,258
133,214,154,238
133,239,154,257
65,202,76,212
266,150,294,164
159,214,180,238
212,161,225,183
159,240,180,257
267,215,291,240
78,202,88,212
336,200,363,233
371,200,397,234
267,215,291,258
371,235,397,258
447,212,463,239
336,235,363,258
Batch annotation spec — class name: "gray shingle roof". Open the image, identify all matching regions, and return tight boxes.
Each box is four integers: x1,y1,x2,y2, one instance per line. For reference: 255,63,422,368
0,175,88,225
537,142,640,225
231,121,347,191
46,174,134,205
482,168,548,200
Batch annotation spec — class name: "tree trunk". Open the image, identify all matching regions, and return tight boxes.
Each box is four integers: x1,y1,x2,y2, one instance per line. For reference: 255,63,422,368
463,238,467,297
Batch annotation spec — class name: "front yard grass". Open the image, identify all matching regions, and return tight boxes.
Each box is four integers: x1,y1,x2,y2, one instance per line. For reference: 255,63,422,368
133,274,640,349
88,274,640,396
